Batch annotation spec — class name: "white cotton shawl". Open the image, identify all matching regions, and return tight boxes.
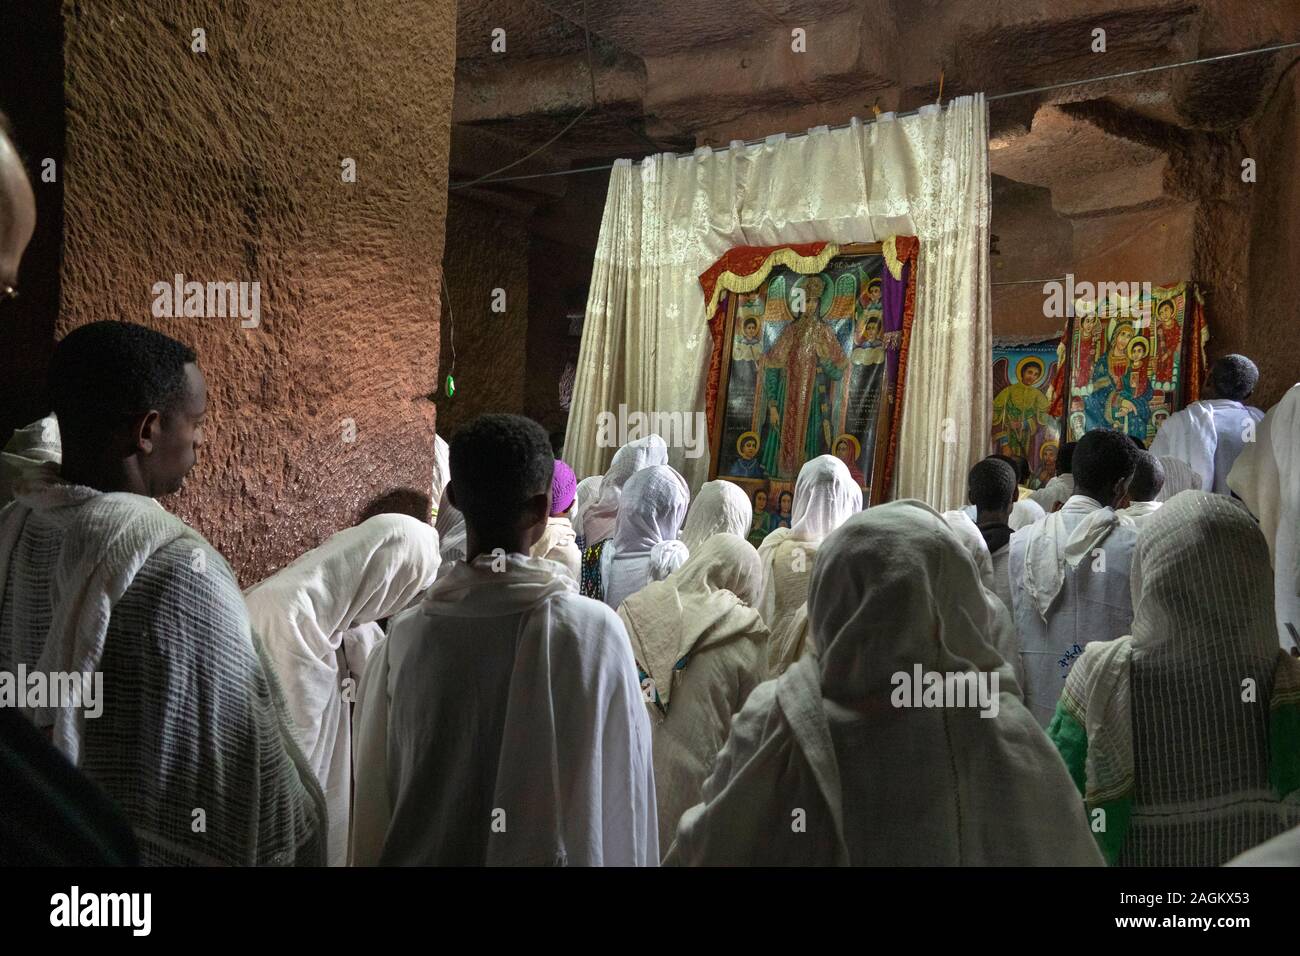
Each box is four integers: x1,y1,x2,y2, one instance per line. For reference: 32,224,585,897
618,534,768,853
757,456,862,673
529,515,581,581
0,415,61,507
582,435,669,547
1151,399,1264,494
430,434,450,519
1010,497,1046,531
1056,491,1300,866
434,486,466,565
1023,495,1130,620
669,502,1099,866
570,475,602,545
1229,383,1300,652
0,465,325,865
601,464,689,610
1029,473,1073,513
244,513,440,866
350,552,657,866
942,509,1025,693
1156,455,1200,501
679,480,751,553
1118,498,1162,528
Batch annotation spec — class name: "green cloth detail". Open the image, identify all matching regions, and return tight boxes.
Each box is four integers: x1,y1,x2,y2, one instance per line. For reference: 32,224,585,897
1047,700,1131,865
1270,700,1300,799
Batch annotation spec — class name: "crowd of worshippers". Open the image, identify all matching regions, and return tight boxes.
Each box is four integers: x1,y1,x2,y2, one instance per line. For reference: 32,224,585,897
2,321,1300,868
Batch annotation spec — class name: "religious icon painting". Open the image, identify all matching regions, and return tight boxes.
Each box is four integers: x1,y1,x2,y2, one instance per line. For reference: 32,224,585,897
1064,282,1202,444
706,241,915,536
991,342,1060,489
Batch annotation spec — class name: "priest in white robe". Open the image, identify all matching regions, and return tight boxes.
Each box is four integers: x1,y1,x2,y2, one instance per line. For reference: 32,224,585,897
1150,354,1264,494
1008,429,1140,726
758,455,862,676
244,513,440,866
667,501,1102,866
349,414,657,866
1229,382,1300,653
618,533,769,854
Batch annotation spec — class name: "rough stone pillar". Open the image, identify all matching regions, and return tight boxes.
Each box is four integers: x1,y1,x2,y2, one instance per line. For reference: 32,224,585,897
58,0,456,584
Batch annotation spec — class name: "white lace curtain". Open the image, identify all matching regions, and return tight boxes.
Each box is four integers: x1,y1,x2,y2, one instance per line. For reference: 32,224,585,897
567,95,991,511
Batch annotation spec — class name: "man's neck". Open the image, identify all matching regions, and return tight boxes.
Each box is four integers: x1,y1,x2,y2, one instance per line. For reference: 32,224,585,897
58,456,149,497
975,510,1011,527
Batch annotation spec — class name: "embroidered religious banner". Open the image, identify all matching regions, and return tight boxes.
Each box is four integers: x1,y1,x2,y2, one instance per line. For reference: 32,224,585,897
702,240,918,543
1062,282,1208,444
991,341,1060,490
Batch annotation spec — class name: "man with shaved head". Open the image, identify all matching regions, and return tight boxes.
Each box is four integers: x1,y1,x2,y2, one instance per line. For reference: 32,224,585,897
1151,354,1264,495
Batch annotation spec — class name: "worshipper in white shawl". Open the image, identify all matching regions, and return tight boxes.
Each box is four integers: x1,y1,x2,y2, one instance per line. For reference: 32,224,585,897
1008,428,1140,727
679,479,752,552
244,513,440,866
429,433,450,519
1117,449,1164,529
1049,491,1300,866
941,507,1026,695
0,414,60,506
570,474,601,547
434,484,466,567
0,321,325,865
1151,354,1264,494
667,501,1103,866
1029,440,1076,513
962,455,1045,531
528,458,581,581
581,434,668,548
350,414,656,865
618,533,769,854
966,457,1018,614
598,464,690,610
1154,454,1198,502
1229,382,1300,654
758,455,862,677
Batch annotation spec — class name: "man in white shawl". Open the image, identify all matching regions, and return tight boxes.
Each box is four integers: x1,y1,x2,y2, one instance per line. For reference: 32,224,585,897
1049,491,1300,866
618,534,769,854
1,414,61,506
1117,449,1164,529
1029,441,1076,513
350,414,656,865
580,434,668,548
678,479,752,553
0,321,324,865
1229,382,1300,653
596,464,689,610
758,455,862,676
1008,428,1140,727
667,502,1102,866
244,513,439,866
1150,354,1264,494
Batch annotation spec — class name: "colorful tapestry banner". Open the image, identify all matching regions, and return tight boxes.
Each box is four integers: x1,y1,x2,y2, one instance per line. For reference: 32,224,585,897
992,341,1060,489
1065,282,1198,444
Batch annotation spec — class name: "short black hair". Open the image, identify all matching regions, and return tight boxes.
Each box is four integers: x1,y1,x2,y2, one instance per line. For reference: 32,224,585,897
992,453,1029,484
969,458,1017,512
1058,441,1077,475
1127,434,1146,450
50,321,197,445
1211,354,1258,401
1129,450,1165,502
1073,428,1139,497
449,413,552,530
743,316,757,328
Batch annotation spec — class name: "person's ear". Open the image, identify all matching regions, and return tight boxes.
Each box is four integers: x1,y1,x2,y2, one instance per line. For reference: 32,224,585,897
1114,475,1133,509
133,410,163,454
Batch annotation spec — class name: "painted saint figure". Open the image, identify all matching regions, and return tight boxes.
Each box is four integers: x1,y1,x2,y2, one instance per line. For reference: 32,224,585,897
728,431,767,479
834,434,866,486
747,488,777,547
1073,312,1105,391
992,356,1052,462
1152,298,1182,394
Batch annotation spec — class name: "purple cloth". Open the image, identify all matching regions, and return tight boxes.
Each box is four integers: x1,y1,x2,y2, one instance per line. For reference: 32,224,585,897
551,459,577,516
882,259,909,389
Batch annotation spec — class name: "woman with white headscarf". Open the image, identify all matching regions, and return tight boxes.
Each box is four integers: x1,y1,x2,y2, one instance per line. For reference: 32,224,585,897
667,501,1101,865
679,479,752,553
245,513,440,866
757,455,862,676
618,534,769,854
597,464,690,610
1049,490,1300,866
580,434,668,548
570,475,602,547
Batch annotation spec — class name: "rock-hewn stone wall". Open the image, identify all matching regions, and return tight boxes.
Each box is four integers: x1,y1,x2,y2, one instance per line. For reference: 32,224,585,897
58,0,456,585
